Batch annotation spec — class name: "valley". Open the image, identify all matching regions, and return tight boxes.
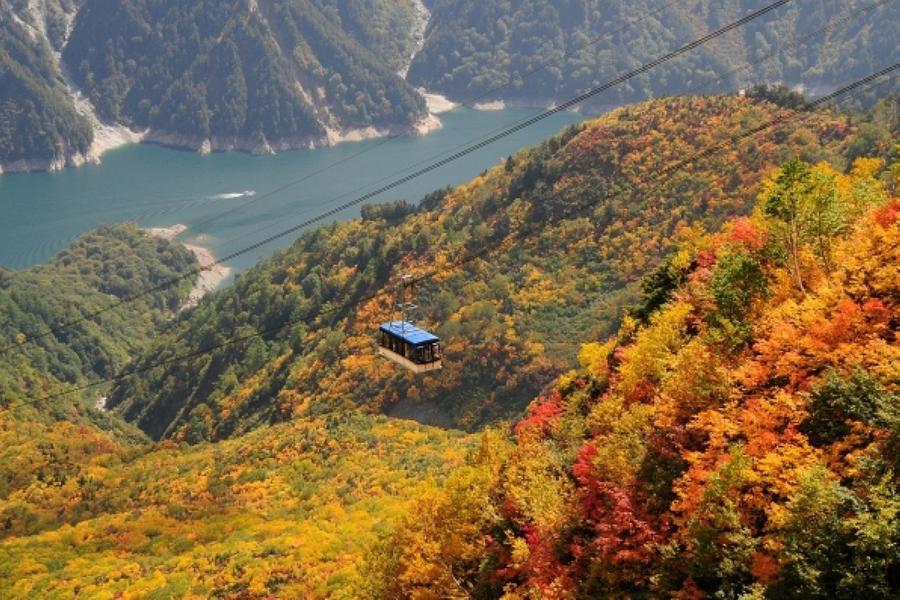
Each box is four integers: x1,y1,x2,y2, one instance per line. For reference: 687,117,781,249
103,94,887,439
0,107,582,271
1,91,895,595
1,89,896,598
0,1,897,598
1,0,896,173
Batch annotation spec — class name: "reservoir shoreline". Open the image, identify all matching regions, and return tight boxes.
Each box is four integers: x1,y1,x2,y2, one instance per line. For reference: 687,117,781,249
0,91,498,176
0,107,584,274
145,224,231,306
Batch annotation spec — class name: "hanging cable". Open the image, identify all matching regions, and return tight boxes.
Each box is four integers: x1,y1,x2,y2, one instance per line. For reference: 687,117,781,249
19,62,896,408
0,0,797,356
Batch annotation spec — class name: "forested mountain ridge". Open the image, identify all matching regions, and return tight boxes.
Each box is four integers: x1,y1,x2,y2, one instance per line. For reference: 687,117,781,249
106,94,890,443
0,1,93,172
409,0,899,108
2,0,897,171
0,223,197,438
62,0,429,153
0,0,428,171
1,151,895,599
374,155,899,599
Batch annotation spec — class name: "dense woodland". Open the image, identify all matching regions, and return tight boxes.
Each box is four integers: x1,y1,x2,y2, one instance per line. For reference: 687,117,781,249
410,0,899,107
1,0,898,168
108,95,892,443
62,0,426,146
1,0,898,594
0,147,895,596
0,0,426,166
0,224,196,435
0,13,92,166
372,155,899,599
0,91,896,596
0,411,469,597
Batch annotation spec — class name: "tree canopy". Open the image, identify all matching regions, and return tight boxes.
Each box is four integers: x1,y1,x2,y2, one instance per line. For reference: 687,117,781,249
107,95,877,442
410,0,899,108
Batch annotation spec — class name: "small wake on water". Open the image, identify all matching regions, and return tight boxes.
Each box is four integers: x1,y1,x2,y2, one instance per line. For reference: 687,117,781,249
209,190,257,200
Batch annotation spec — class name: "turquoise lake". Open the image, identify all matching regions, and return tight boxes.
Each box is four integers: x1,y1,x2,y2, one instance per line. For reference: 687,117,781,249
0,108,584,274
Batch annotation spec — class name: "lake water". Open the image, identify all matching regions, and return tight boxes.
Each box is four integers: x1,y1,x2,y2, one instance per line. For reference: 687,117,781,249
0,108,583,274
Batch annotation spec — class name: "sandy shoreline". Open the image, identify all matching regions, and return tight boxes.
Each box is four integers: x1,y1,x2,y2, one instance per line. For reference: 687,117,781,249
145,224,187,240
472,99,507,111
145,224,231,307
421,90,458,114
183,242,231,307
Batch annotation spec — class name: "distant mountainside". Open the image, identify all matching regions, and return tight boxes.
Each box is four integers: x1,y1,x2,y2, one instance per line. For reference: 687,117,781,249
1,0,896,172
62,0,428,152
0,7,92,171
0,0,427,172
0,223,196,438
409,0,899,108
106,94,888,443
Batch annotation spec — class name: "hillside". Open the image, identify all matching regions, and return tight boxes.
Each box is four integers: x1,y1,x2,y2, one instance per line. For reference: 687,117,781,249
0,411,469,598
3,0,898,172
374,155,899,598
106,95,878,442
2,152,895,599
0,6,93,172
62,0,428,152
0,0,428,171
0,223,196,436
0,223,470,598
409,0,899,108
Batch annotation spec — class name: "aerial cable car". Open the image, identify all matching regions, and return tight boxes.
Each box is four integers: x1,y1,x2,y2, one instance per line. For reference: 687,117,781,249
377,274,443,373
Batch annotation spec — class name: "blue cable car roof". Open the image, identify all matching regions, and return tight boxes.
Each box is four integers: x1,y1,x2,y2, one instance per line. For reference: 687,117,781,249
379,321,440,345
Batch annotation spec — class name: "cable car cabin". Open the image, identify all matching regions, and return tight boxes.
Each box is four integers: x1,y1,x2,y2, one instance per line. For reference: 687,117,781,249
378,321,442,373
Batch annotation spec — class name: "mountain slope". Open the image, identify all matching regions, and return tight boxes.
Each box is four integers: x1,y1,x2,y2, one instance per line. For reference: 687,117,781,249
61,0,427,152
0,0,427,171
107,95,872,442
0,224,471,600
0,223,196,436
374,156,899,598
3,0,897,171
0,6,93,172
409,0,899,107
0,411,470,598
3,148,894,600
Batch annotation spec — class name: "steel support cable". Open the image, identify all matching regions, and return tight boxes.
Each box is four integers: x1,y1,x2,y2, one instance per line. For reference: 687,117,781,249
23,62,897,407
0,0,796,355
184,0,685,234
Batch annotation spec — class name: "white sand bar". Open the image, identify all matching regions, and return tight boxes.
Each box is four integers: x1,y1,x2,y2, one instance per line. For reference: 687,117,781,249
144,224,231,307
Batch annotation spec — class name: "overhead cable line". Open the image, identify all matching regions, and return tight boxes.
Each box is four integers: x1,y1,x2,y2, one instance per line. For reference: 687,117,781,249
135,0,887,352
0,0,796,355
24,62,897,407
185,0,685,234
222,0,888,252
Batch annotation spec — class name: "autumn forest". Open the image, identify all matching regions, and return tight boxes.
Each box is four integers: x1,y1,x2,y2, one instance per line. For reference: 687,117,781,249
0,1,898,596
0,88,896,598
